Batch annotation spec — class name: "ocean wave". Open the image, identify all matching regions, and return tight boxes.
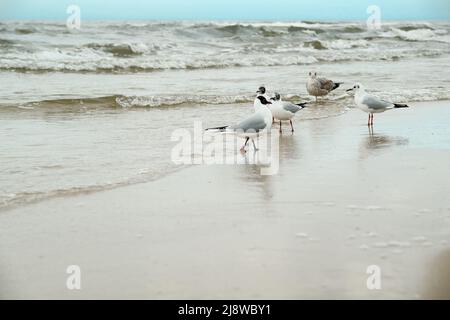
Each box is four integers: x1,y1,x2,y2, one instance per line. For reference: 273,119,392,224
8,94,256,110
0,51,320,73
287,25,324,34
304,40,327,50
328,39,370,49
85,42,152,56
303,39,370,50
204,22,368,36
14,26,37,34
1,20,448,35
0,21,449,73
1,48,446,73
0,38,15,47
0,185,125,211
4,20,444,40
215,24,255,34
391,28,450,43
115,94,254,108
372,89,450,103
359,27,450,43
0,165,184,212
9,85,450,112
342,26,366,33
397,24,435,32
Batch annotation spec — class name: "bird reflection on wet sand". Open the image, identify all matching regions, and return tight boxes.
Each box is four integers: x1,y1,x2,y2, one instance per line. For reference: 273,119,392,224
359,126,409,159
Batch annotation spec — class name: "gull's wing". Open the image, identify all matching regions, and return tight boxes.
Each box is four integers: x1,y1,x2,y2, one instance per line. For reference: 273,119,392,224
282,101,303,114
318,77,335,91
362,95,394,110
232,113,267,132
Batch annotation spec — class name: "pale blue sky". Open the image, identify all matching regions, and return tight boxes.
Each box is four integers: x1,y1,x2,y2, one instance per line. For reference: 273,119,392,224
0,0,449,20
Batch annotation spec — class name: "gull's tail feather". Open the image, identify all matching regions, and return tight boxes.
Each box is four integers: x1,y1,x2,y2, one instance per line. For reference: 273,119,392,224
394,103,409,108
205,125,228,131
332,82,343,91
295,102,308,108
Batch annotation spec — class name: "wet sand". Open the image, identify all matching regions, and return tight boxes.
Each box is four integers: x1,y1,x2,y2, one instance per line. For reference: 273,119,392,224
1,100,449,299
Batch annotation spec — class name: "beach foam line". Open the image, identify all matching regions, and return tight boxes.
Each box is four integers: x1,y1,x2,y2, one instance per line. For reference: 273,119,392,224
0,165,186,213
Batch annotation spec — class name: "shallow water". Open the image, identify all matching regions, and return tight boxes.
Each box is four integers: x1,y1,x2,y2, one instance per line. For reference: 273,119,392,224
1,20,450,210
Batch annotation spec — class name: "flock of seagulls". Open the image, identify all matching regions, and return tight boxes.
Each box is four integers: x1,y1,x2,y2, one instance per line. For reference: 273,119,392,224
207,72,410,152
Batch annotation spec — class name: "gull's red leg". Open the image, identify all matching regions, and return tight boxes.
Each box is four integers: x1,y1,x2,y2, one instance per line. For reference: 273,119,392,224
240,137,249,153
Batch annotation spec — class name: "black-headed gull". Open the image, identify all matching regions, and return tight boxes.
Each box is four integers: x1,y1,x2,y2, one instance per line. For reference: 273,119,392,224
269,92,307,133
253,86,271,111
206,90,273,152
346,83,409,125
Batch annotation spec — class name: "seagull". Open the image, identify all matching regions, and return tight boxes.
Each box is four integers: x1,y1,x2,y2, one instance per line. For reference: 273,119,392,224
253,86,270,112
269,92,307,133
346,83,409,125
206,89,273,153
254,85,277,123
306,71,342,101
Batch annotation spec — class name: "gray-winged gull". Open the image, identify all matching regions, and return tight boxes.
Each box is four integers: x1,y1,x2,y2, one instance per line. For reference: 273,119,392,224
346,83,409,125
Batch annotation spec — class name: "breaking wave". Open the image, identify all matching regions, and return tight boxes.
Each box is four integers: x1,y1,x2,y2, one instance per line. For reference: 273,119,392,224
6,87,450,112
0,20,449,73
5,94,256,110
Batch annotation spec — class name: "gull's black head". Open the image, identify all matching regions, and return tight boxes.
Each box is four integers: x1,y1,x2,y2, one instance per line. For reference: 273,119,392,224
256,86,266,94
270,92,281,101
346,83,361,92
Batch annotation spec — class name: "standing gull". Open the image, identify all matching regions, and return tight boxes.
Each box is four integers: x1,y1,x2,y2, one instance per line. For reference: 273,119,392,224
269,92,308,133
346,83,409,125
254,85,277,123
306,71,342,101
206,90,273,153
253,86,270,112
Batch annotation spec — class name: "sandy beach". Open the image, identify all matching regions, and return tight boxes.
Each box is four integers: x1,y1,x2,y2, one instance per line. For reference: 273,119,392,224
1,100,449,299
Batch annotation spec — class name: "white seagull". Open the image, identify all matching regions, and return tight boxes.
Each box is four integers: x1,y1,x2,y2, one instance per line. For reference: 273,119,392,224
346,83,409,125
206,88,273,152
306,71,342,101
269,92,307,133
253,86,270,112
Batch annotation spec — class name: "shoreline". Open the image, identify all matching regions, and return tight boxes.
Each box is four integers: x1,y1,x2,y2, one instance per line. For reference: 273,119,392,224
0,99,447,214
0,100,449,299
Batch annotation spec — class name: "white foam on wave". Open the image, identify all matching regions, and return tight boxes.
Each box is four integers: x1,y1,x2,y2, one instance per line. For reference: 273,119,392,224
327,39,369,49
392,28,450,43
1,21,449,73
115,94,253,108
